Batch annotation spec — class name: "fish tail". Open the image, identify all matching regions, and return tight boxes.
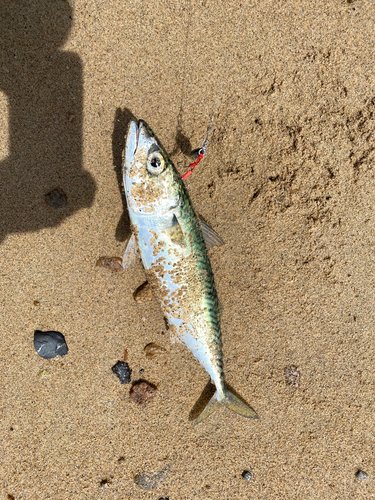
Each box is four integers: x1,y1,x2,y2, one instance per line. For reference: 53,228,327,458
193,387,258,425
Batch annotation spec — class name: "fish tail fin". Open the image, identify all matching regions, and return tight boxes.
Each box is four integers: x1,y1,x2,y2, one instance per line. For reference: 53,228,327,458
224,388,259,419
193,387,258,425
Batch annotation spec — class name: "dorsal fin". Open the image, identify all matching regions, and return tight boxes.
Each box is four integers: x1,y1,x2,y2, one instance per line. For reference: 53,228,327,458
200,220,224,249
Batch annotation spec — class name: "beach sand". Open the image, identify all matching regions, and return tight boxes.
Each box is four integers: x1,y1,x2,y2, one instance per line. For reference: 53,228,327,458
1,0,375,498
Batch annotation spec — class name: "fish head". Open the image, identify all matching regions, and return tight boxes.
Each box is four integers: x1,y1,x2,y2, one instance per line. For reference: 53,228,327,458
124,120,181,215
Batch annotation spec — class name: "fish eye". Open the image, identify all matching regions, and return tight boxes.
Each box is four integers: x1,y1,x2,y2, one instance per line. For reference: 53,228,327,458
147,151,165,175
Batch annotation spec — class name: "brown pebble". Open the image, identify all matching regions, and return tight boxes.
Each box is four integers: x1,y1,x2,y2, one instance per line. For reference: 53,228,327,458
144,342,166,359
96,256,123,272
45,187,67,208
130,380,157,407
123,348,129,362
133,281,153,303
33,300,40,306
284,365,300,388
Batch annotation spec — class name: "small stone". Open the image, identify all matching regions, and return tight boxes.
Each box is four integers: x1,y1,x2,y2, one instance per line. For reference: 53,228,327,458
33,300,40,306
38,369,50,378
144,342,166,359
134,465,170,491
284,365,300,388
96,256,123,272
356,470,368,481
33,330,68,359
111,361,132,384
130,380,157,406
45,187,67,208
242,470,252,480
133,281,153,303
100,479,109,490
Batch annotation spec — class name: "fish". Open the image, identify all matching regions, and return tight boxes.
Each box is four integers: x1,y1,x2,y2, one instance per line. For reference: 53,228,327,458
122,119,258,423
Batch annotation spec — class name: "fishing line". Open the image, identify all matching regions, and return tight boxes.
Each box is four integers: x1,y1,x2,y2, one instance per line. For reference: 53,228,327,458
181,115,214,181
179,0,249,182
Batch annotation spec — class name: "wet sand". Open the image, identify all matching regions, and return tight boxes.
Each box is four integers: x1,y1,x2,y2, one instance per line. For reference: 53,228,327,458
1,0,375,498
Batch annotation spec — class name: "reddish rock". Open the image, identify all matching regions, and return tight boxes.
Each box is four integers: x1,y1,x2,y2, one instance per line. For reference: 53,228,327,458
96,256,123,272
130,380,157,407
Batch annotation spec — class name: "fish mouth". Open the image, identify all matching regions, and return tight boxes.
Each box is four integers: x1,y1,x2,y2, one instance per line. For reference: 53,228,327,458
125,120,139,167
125,120,151,169
123,120,151,205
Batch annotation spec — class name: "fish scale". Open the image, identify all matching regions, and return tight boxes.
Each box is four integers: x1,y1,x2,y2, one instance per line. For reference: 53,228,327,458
123,119,258,424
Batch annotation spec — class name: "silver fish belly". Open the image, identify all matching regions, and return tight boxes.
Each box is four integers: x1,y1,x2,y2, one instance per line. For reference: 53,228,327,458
132,198,225,396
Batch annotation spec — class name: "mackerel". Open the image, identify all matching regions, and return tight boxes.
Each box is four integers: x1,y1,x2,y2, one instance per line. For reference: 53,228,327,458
123,120,258,423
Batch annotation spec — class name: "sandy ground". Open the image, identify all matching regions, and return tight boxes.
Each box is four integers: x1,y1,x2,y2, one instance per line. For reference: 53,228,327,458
1,0,375,498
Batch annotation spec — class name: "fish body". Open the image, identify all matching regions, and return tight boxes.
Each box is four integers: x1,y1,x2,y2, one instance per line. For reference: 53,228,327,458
123,120,257,423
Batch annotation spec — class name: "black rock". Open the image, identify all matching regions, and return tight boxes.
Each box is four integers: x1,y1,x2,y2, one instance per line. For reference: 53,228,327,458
111,361,132,384
34,330,68,359
45,187,67,208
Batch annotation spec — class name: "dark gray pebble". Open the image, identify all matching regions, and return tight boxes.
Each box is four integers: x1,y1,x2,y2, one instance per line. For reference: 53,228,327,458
34,330,68,359
111,361,132,384
134,465,170,491
45,187,67,208
242,470,252,480
356,470,368,481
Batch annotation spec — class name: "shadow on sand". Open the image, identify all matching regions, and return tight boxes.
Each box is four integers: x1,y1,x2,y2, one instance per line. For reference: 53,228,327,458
0,0,96,242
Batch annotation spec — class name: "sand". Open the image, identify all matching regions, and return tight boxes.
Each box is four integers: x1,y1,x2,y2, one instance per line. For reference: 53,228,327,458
1,0,375,498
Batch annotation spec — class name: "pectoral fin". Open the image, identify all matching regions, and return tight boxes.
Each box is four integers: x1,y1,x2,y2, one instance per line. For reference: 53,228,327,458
163,214,186,247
